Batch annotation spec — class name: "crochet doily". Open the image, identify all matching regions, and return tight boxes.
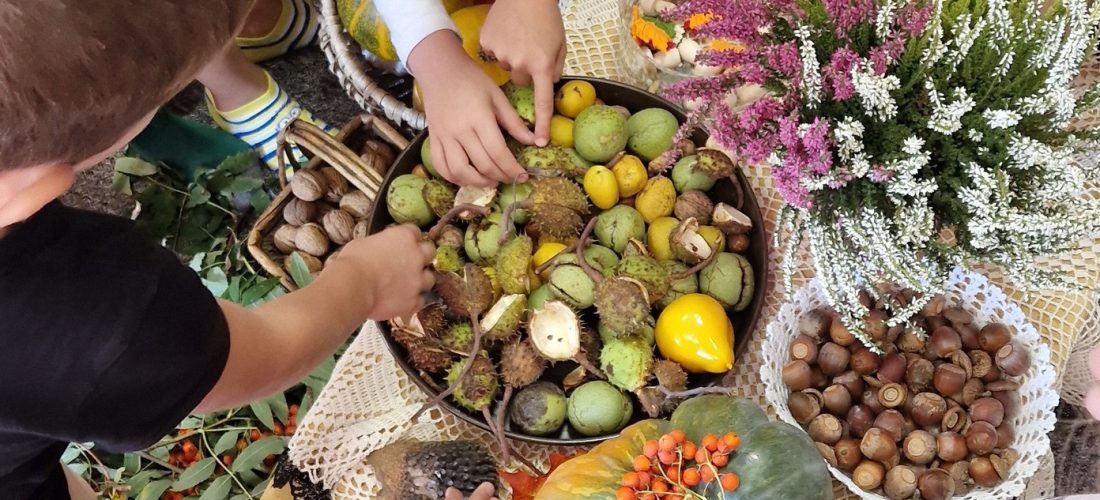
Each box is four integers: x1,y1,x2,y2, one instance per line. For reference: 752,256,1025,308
761,268,1059,500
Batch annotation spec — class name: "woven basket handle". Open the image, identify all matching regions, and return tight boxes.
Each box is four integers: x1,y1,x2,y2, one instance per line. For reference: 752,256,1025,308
274,118,390,203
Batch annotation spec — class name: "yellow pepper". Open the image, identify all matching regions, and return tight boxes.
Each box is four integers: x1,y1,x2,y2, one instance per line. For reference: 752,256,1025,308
656,294,735,373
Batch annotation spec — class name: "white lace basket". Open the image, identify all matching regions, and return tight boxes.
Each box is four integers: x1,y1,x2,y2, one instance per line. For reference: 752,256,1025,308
760,267,1058,500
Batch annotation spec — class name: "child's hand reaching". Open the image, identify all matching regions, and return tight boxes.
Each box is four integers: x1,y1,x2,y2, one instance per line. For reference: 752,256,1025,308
480,0,566,147
329,224,436,321
445,483,498,500
410,31,533,187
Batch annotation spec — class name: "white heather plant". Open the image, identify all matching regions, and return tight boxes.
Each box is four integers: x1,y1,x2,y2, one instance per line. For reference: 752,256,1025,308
668,0,1100,350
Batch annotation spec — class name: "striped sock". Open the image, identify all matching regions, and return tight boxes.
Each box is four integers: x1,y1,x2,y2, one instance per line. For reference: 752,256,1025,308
236,0,320,63
206,71,336,174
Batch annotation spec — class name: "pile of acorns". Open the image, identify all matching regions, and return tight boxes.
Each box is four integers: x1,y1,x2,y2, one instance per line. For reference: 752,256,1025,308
271,141,395,277
782,292,1029,500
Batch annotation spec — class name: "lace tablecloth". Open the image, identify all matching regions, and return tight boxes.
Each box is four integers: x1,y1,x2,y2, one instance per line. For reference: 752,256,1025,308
288,0,1100,497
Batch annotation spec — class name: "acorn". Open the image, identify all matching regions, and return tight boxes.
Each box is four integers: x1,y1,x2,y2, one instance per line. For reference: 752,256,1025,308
936,432,968,462
289,168,328,202
834,371,865,399
878,383,908,409
834,439,862,471
817,342,850,376
995,343,1031,376
970,397,1005,427
877,353,907,383
850,348,881,376
782,360,814,391
966,421,999,456
789,390,822,424
931,326,963,357
969,456,1001,487
934,363,967,395
866,309,889,341
884,466,918,500
918,469,955,500
979,323,1013,353
957,323,980,351
823,384,853,416
847,405,875,438
943,306,973,325
921,294,946,317
874,409,907,442
897,329,927,353
911,392,948,427
790,334,820,364
853,460,886,491
809,414,844,445
903,430,937,464
829,317,856,346
800,309,833,338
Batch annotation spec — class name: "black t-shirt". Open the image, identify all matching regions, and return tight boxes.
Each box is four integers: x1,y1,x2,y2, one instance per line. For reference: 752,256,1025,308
0,202,231,499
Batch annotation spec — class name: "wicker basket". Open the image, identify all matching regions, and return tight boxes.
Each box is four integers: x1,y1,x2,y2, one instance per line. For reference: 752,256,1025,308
247,114,409,291
318,0,426,132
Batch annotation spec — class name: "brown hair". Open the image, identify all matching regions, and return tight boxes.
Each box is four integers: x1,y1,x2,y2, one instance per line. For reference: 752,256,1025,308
0,0,253,169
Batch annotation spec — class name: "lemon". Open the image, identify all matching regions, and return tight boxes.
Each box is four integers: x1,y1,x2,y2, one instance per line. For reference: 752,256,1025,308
555,80,597,118
647,217,680,261
656,293,735,373
532,242,568,280
612,155,648,197
583,166,620,209
549,115,575,148
698,225,726,251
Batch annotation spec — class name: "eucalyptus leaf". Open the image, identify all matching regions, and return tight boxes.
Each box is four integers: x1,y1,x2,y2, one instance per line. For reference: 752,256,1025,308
112,171,133,196
149,446,171,460
267,393,289,427
288,253,316,288
115,157,159,177
66,463,88,477
299,391,314,421
240,278,280,306
61,444,81,463
172,457,217,491
186,185,212,209
179,416,204,429
232,437,287,473
203,267,229,298
128,470,168,495
199,475,233,500
213,430,242,456
250,400,275,431
223,177,264,195
124,453,140,474
250,478,271,497
137,479,173,500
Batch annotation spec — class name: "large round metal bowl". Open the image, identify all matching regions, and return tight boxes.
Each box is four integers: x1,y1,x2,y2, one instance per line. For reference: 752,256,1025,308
368,77,769,445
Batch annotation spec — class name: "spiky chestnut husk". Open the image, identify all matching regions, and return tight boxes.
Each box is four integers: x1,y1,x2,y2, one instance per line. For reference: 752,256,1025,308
599,322,655,346
617,255,671,304
441,322,474,353
595,277,653,339
600,336,655,392
433,245,465,274
422,179,456,218
390,324,422,350
621,239,651,258
517,145,571,172
463,212,503,264
500,339,546,388
495,235,534,294
584,244,620,277
530,177,589,215
446,351,499,411
398,441,498,500
414,302,447,339
657,261,700,309
528,203,584,242
528,300,583,361
498,182,533,224
434,264,495,318
548,264,597,309
453,185,497,219
654,359,689,392
435,224,465,248
480,294,526,342
407,339,454,373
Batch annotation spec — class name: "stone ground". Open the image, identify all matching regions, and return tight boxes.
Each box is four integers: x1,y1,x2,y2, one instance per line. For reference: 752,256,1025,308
63,45,1098,498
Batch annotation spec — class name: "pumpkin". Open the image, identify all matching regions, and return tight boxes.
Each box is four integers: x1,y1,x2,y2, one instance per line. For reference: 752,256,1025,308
535,396,832,500
337,1,510,86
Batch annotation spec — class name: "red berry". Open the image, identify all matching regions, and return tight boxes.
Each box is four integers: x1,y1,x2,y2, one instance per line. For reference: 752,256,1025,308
651,479,669,493
633,455,652,472
669,430,686,444
636,471,652,487
657,449,677,465
720,473,740,491
681,441,697,461
722,432,741,451
621,472,640,489
701,434,719,452
658,435,677,453
701,466,716,483
616,487,637,500
682,468,701,487
250,430,262,441
711,453,729,468
273,422,285,435
694,448,709,464
666,465,680,483
641,495,657,500
643,440,659,459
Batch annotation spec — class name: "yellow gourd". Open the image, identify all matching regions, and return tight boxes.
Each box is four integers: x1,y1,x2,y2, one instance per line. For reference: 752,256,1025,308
656,293,735,373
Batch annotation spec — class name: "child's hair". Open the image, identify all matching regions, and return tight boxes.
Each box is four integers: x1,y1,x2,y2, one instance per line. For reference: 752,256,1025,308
0,0,252,170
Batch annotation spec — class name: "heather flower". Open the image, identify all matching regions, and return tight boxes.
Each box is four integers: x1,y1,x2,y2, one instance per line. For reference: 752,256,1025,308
822,48,861,100
765,42,803,82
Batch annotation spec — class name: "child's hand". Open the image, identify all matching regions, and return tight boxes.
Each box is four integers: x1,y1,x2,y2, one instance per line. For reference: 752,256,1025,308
445,483,497,500
410,31,533,187
328,224,435,321
480,0,566,146
1087,346,1100,418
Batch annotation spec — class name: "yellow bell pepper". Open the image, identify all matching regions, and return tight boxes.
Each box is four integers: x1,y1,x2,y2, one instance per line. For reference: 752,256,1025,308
656,293,735,373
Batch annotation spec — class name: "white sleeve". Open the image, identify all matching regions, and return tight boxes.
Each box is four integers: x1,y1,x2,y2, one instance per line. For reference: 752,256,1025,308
374,0,459,64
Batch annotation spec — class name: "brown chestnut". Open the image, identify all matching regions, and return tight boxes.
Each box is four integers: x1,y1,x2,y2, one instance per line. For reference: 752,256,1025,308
829,317,856,346
799,309,833,338
859,289,875,309
970,397,1006,427
903,430,937,464
878,383,908,409
809,414,844,445
926,315,948,332
996,422,1015,449
834,370,865,399
874,409,907,442
860,428,898,463
853,460,886,490
970,350,994,379
897,329,927,353
996,343,1031,376
877,353,907,383
815,442,838,467
931,326,963,357
818,342,851,376
943,306,973,325
961,378,985,406
991,451,1015,479
834,438,862,471
884,465,918,500
949,350,974,379
790,334,819,363
969,456,1002,487
991,389,1020,419
936,431,968,462
958,323,980,350
847,405,876,438
867,309,889,341
862,389,886,414
918,469,956,500
966,421,999,456
981,363,1002,383
921,294,946,317
906,358,935,392
809,365,828,389
911,392,948,427
782,359,814,391
823,384,853,416
934,363,967,395
941,461,971,494
850,347,881,376
789,391,822,424
979,323,1013,353
887,323,905,343
941,406,970,434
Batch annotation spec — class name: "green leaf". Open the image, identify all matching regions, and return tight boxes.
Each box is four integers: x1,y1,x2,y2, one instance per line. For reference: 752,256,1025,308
236,470,263,487
199,475,233,500
186,185,212,209
227,275,242,301
172,457,217,491
66,463,88,477
230,496,250,500
179,416,204,429
250,478,271,497
288,253,316,288
223,177,264,195
240,278,280,306
298,391,314,421
232,436,287,473
203,267,229,297
112,171,133,196
213,430,242,456
137,479,173,500
267,393,289,427
250,190,272,213
61,444,82,463
250,400,275,431
124,452,141,473
149,446,171,461
128,470,168,495
115,157,159,177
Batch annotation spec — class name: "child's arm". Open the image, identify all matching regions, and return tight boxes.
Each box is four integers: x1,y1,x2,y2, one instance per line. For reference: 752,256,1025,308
194,225,434,412
480,0,566,145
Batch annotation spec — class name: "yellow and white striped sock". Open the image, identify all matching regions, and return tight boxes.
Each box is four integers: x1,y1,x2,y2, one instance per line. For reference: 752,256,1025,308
236,0,321,63
207,71,336,174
